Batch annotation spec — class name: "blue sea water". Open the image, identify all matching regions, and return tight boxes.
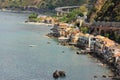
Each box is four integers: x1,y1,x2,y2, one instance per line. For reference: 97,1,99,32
0,11,112,80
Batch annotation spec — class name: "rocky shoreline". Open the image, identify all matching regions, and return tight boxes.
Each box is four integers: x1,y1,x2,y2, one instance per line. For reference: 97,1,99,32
46,22,120,79
25,11,120,79
25,15,120,79
0,5,120,80
48,34,120,80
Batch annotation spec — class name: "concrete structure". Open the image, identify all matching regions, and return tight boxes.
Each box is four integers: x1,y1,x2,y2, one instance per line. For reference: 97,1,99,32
51,23,69,37
58,36,69,42
38,16,58,24
77,34,95,49
55,6,79,16
69,29,80,43
89,22,120,35
50,22,120,76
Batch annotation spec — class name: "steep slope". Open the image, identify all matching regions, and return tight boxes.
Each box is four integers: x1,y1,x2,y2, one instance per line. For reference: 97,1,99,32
0,0,43,8
0,0,87,9
87,0,107,22
87,0,120,22
95,0,120,22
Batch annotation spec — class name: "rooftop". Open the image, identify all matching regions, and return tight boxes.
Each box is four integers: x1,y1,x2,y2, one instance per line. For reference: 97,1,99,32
95,35,115,47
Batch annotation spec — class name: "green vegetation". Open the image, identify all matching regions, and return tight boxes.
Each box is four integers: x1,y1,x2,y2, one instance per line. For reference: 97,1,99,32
105,33,110,38
87,0,120,43
59,8,85,22
79,5,87,12
91,7,97,12
80,27,88,34
87,0,107,22
29,13,38,19
59,5,87,23
28,13,38,22
95,0,120,22
0,0,87,10
87,0,120,22
41,0,87,9
106,32,120,44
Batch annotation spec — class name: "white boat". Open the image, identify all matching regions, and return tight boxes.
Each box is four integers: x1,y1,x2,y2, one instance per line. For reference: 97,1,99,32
29,45,37,47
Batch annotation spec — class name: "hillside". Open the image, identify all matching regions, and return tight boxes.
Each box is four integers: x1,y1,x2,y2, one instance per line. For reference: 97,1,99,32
87,0,120,22
87,0,107,22
0,0,87,10
95,0,120,22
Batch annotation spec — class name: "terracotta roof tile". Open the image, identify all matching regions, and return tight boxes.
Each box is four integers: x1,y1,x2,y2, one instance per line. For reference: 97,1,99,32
114,53,120,57
95,35,115,47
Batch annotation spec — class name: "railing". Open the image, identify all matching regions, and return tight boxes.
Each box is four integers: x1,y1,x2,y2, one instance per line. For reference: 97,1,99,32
55,6,79,13
91,22,120,28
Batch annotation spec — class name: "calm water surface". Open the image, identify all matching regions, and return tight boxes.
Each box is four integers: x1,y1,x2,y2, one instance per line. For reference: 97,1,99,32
0,11,112,80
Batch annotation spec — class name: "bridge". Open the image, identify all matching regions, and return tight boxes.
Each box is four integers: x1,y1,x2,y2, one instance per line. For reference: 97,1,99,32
88,22,120,42
55,6,79,16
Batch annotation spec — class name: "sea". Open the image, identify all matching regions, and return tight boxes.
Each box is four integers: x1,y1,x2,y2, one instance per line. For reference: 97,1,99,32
0,11,112,80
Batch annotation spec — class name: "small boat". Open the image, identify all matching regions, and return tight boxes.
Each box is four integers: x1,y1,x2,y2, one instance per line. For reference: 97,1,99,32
76,50,87,55
29,45,37,47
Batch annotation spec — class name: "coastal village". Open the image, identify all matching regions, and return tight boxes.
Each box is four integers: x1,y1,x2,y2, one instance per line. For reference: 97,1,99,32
0,0,120,80
28,13,120,78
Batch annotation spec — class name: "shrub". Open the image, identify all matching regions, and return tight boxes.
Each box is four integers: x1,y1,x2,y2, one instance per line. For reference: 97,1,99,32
80,27,88,34
29,13,38,19
59,9,84,23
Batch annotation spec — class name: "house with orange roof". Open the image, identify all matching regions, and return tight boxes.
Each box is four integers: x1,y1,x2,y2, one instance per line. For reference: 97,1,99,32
38,16,58,24
113,48,120,63
94,35,120,75
113,49,120,75
94,35,109,55
69,28,80,43
93,35,120,63
38,16,47,22
51,22,69,37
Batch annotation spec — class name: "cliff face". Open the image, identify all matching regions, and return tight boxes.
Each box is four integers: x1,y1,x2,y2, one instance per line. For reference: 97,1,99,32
87,0,120,22
87,0,107,22
0,0,86,9
95,0,120,22
0,0,45,8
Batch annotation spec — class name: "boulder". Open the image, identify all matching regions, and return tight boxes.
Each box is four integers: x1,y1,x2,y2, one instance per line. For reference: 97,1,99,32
53,70,66,79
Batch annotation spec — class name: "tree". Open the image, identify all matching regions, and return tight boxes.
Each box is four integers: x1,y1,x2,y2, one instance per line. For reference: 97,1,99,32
59,9,84,22
80,27,88,34
1,0,4,2
29,13,38,19
79,5,87,12
28,13,38,22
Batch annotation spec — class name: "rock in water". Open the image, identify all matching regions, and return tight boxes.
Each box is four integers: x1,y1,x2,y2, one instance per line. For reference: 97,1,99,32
53,70,59,79
59,71,66,77
53,70,66,79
